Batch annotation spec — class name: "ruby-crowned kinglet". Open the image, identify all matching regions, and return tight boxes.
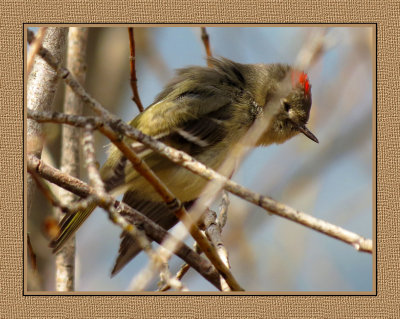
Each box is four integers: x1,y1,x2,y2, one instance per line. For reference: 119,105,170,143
50,57,318,275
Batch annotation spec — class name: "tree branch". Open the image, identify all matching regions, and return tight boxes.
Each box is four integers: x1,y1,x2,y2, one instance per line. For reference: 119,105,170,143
128,27,144,112
27,27,68,215
200,27,213,67
28,109,373,254
55,26,89,292
202,209,231,291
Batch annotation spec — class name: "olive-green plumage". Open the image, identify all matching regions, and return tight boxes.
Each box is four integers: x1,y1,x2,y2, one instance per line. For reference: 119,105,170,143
50,57,317,275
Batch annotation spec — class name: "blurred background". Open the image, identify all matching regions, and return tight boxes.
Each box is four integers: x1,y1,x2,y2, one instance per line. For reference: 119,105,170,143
28,26,374,292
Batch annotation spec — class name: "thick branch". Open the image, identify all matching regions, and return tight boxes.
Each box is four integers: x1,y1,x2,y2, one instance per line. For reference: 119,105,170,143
55,26,89,292
27,27,68,214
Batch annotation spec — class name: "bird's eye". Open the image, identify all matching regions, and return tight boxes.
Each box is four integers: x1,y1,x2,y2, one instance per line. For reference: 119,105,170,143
283,101,291,112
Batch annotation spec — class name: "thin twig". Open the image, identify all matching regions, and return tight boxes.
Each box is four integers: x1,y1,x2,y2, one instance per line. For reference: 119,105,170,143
27,234,37,271
158,256,189,292
203,209,231,291
201,27,213,67
128,27,144,112
218,191,229,229
27,154,222,290
81,126,106,195
166,190,229,290
158,243,201,292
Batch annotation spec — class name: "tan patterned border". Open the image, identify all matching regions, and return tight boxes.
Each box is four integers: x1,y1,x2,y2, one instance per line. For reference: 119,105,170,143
2,0,398,317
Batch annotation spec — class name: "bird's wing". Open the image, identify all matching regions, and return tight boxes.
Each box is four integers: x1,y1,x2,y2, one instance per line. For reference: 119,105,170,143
103,69,241,194
110,59,251,275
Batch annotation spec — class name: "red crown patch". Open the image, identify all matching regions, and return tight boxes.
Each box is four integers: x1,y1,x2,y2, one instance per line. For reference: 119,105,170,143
291,70,311,97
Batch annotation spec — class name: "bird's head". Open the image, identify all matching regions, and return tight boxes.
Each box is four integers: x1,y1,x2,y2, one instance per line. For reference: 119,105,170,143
253,65,318,145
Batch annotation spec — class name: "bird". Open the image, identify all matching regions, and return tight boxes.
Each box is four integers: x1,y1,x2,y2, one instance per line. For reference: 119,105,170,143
50,57,318,276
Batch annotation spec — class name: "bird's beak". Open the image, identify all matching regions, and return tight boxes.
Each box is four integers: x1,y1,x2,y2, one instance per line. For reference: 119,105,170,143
296,124,319,143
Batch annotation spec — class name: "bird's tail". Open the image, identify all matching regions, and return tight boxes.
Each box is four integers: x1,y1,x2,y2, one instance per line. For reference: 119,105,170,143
49,202,97,253
110,195,195,276
110,195,180,276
